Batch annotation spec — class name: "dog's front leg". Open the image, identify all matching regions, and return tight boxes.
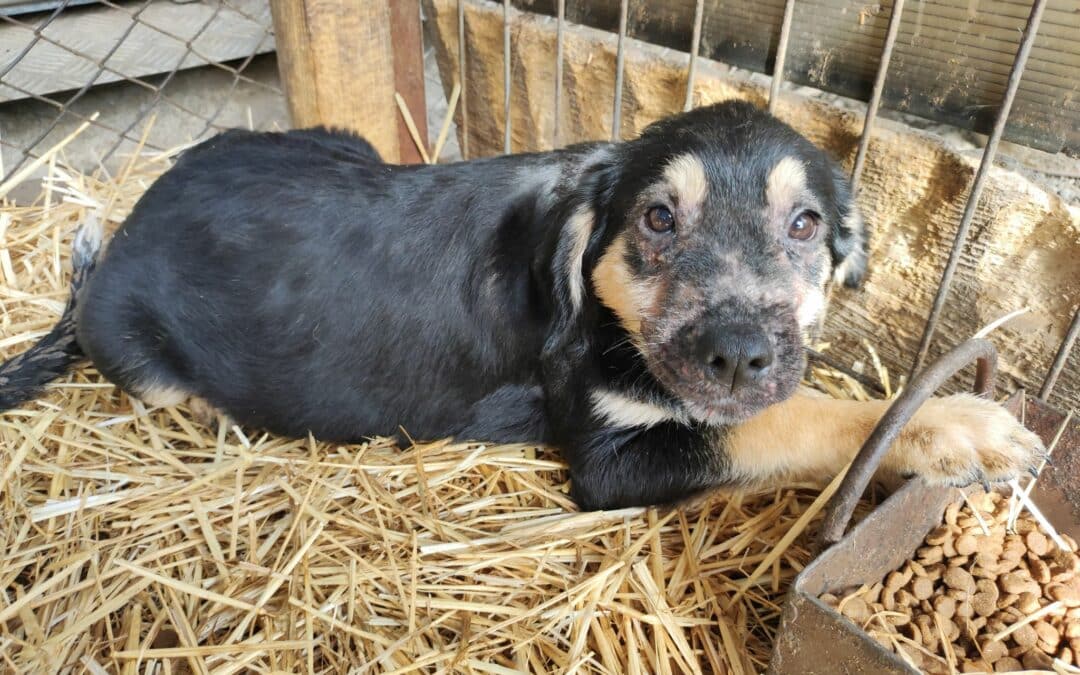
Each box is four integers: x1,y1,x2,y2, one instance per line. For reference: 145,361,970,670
723,391,1045,487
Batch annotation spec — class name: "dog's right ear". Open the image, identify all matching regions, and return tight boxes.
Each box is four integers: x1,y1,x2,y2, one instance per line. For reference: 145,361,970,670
540,149,623,357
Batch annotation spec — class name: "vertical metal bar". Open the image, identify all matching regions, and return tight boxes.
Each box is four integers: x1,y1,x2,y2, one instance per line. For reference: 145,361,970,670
554,0,565,148
1039,307,1080,401
612,0,629,141
683,0,705,112
458,0,469,159
849,0,906,191
503,0,512,154
768,0,797,113
910,0,1049,375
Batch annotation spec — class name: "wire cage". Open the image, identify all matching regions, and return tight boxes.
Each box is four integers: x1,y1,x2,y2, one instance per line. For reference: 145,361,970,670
0,0,1078,672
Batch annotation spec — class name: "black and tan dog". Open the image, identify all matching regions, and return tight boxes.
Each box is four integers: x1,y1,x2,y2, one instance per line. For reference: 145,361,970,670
0,101,1043,509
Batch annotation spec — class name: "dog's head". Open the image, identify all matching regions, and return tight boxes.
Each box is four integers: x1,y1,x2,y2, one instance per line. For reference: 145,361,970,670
556,100,867,425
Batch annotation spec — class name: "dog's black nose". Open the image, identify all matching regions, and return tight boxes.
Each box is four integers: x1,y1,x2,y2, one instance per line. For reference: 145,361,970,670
698,324,774,392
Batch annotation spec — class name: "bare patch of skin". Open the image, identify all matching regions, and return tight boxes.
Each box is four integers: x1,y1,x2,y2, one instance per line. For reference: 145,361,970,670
724,390,1043,486
590,388,689,429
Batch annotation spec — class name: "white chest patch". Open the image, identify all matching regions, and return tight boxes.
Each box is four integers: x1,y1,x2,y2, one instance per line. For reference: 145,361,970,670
589,389,689,429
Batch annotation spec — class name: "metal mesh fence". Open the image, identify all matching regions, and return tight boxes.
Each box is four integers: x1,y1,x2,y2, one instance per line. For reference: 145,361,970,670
0,0,285,182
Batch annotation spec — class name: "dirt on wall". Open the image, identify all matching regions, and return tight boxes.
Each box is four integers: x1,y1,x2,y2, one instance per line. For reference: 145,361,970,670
424,0,1080,414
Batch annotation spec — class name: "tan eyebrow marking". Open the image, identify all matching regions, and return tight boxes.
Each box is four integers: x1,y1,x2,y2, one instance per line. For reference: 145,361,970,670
766,156,809,212
662,153,708,210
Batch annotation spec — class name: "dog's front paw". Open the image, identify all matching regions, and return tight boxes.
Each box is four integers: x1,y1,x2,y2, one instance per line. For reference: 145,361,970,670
890,393,1044,487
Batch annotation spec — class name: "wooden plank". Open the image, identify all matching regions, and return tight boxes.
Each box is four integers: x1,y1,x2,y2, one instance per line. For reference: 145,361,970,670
269,0,401,162
508,0,1079,154
424,0,1080,415
389,0,428,164
0,0,275,103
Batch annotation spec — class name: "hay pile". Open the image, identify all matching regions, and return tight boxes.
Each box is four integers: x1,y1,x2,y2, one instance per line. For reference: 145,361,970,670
0,133,878,673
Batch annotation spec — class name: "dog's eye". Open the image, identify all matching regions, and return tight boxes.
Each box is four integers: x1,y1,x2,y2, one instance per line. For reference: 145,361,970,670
788,211,819,241
646,206,675,233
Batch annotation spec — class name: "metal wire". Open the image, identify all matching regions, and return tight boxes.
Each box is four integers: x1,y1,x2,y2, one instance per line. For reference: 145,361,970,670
553,0,565,148
612,0,628,142
1040,307,1080,401
849,0,906,191
683,0,705,112
502,0,511,154
768,0,797,113
910,0,1050,375
458,0,469,159
0,0,280,181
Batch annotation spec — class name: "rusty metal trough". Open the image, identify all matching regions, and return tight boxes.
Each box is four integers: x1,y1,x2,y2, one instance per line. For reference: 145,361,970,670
770,339,1079,674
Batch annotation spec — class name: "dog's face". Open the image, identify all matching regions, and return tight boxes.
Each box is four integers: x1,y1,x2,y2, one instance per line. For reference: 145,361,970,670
581,102,866,425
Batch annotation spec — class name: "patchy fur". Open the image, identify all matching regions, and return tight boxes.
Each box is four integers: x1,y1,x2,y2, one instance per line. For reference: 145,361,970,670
0,101,1041,511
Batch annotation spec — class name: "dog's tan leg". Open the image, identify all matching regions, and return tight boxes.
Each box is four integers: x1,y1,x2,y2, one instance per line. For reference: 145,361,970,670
724,390,1044,486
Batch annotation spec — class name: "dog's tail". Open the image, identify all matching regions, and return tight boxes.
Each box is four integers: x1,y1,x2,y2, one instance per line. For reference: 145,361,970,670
0,216,103,410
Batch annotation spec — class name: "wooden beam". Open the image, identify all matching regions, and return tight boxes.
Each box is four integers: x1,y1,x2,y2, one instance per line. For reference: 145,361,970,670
0,0,275,104
388,0,428,164
503,0,1079,154
269,0,402,162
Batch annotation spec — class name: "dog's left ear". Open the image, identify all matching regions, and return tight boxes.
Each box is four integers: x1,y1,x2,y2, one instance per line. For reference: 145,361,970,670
828,165,868,288
541,151,622,356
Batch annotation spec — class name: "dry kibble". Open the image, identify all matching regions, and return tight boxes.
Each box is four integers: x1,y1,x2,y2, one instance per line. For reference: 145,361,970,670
881,590,896,611
999,571,1038,595
1028,557,1051,584
996,593,1019,610
1025,530,1049,556
1048,579,1080,608
1017,591,1041,614
1021,649,1053,670
1034,619,1059,650
944,567,976,594
971,596,997,618
926,526,951,546
916,615,938,651
932,595,956,620
955,533,978,556
1012,623,1038,649
980,638,1008,663
841,596,871,623
884,571,906,591
945,502,961,526
911,576,935,601
897,589,918,607
1060,645,1074,665
974,552,998,570
817,505,1080,674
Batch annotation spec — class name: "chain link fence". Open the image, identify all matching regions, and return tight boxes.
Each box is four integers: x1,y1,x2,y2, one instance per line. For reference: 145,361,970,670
0,0,285,186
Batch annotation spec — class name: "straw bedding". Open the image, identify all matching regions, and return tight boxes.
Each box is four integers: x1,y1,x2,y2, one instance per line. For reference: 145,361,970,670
0,138,881,674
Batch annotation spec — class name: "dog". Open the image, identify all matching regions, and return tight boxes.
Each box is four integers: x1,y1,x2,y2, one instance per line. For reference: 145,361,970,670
0,100,1043,510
